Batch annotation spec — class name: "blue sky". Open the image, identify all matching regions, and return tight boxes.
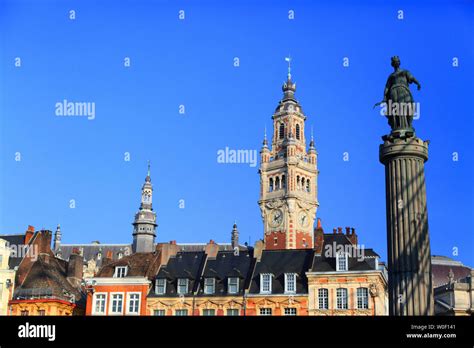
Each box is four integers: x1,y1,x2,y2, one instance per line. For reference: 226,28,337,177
0,0,472,266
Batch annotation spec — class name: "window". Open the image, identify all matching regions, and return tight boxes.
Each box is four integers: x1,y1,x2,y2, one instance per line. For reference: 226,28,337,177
306,179,310,192
269,178,274,192
202,309,215,316
260,274,272,294
153,309,165,316
114,266,127,278
279,123,285,139
357,287,369,309
284,308,297,316
204,278,215,295
284,273,296,294
21,310,29,316
177,278,189,295
226,309,239,316
259,308,272,316
38,310,46,316
281,175,286,189
296,176,300,189
228,277,239,294
318,288,329,310
93,293,107,315
336,252,348,272
127,293,140,315
155,278,166,295
110,293,124,314
175,309,188,316
296,124,300,140
336,288,348,310
275,177,280,190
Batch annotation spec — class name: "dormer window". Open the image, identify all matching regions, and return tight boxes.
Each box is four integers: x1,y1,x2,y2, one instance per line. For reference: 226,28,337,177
284,273,297,294
155,278,166,295
228,277,239,294
177,278,189,295
260,273,272,294
204,278,215,295
336,252,348,272
114,266,127,278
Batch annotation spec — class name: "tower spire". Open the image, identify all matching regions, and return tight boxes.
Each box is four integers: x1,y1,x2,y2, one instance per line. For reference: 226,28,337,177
285,56,292,80
53,223,61,251
132,162,157,253
231,221,239,250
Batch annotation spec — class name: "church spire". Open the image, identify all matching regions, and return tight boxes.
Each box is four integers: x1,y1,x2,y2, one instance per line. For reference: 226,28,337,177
132,163,158,253
231,221,239,250
53,224,61,251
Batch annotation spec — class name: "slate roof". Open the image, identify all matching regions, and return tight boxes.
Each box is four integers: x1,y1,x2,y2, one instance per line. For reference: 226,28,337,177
57,243,131,267
176,243,248,252
311,234,381,272
249,249,314,295
151,251,206,297
96,251,162,280
13,254,86,307
196,250,254,297
0,234,27,269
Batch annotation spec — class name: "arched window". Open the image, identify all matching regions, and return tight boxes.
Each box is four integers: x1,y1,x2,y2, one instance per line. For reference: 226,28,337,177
301,177,305,190
269,178,274,192
306,179,311,192
282,175,286,189
275,177,280,190
296,176,300,190
296,124,300,140
279,123,285,139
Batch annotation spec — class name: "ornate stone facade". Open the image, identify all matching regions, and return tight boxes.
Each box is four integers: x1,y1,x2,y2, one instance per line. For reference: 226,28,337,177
258,72,318,250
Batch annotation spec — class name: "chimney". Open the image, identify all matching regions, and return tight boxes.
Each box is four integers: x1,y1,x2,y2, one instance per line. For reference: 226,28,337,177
333,228,337,234
38,230,52,254
67,248,83,287
102,250,113,266
313,218,324,254
337,227,342,234
204,240,219,258
156,242,179,265
253,240,264,261
24,225,35,245
347,227,358,245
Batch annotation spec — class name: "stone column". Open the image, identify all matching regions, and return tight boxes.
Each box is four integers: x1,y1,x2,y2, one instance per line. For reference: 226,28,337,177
380,136,434,315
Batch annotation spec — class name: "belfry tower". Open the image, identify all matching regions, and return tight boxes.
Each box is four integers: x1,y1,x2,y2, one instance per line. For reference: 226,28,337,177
132,162,157,253
258,61,319,250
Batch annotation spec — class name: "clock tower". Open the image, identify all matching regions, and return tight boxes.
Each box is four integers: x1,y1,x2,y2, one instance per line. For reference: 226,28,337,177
258,65,319,250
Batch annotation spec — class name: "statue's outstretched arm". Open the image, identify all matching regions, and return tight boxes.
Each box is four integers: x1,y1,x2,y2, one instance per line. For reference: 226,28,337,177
407,71,421,90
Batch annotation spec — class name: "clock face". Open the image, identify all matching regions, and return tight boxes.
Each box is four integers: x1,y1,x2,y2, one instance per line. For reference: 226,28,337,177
298,211,309,227
270,209,283,227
